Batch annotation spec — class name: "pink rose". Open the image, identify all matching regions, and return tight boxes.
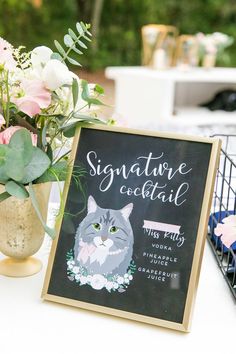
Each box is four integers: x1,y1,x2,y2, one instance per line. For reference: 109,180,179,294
0,126,37,146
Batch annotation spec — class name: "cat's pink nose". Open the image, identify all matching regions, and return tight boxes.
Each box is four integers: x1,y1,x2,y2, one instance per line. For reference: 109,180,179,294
101,236,107,242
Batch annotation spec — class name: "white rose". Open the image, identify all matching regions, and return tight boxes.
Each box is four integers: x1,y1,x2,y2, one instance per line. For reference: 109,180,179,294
42,59,73,91
90,274,107,290
117,276,124,284
72,266,80,274
105,281,114,291
31,46,53,68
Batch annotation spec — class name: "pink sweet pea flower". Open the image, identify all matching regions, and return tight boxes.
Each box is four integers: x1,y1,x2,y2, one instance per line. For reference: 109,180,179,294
0,114,5,129
0,126,37,146
0,37,17,71
13,79,51,117
214,215,236,248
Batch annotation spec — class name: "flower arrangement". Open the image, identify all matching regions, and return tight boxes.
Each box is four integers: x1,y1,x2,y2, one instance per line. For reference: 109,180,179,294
196,32,234,64
66,249,136,292
0,22,107,238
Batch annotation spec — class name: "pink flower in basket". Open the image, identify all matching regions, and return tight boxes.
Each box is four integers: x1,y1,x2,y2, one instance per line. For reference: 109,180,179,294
214,215,236,248
13,79,51,118
0,126,37,146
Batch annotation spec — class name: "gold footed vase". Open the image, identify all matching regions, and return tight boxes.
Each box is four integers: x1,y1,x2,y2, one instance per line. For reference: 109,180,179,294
0,183,51,277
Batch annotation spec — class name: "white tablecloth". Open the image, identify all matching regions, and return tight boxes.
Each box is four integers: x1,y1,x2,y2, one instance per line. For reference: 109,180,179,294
0,203,235,354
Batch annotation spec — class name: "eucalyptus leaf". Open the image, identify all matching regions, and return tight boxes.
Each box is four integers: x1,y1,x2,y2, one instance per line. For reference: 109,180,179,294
0,145,8,167
64,34,74,47
71,46,83,55
9,128,33,165
5,150,25,181
5,180,29,199
78,40,87,49
76,22,83,35
19,148,51,184
68,28,78,41
36,160,69,183
51,52,63,61
28,183,55,239
66,57,81,66
54,40,66,56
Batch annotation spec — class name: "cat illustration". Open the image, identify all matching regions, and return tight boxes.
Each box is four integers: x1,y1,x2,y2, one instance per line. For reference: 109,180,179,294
74,196,134,276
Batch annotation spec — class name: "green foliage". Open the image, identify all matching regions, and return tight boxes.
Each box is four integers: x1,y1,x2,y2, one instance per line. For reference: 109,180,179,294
1,0,235,69
0,129,51,184
53,21,92,67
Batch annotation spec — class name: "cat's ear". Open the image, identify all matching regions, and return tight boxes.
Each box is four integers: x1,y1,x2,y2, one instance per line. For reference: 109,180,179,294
121,203,133,220
87,195,98,214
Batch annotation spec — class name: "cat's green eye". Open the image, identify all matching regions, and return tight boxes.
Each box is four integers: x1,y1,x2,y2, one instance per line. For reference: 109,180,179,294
92,223,102,231
109,226,119,234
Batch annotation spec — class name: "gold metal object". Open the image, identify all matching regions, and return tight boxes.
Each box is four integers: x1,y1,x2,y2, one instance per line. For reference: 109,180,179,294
141,24,178,68
0,182,51,277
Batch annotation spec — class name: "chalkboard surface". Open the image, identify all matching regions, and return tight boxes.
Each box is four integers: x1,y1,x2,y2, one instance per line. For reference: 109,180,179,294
42,126,220,331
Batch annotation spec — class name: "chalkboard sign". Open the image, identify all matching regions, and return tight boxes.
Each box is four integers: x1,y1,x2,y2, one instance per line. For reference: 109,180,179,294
42,125,220,332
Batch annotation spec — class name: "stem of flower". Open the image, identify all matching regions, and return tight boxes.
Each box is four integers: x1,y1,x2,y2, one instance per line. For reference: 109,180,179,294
5,70,10,128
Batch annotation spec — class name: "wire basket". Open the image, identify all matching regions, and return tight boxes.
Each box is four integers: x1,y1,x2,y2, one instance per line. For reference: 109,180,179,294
208,134,236,300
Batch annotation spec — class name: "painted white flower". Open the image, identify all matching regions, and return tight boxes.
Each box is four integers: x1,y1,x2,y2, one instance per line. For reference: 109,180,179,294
113,282,119,290
124,273,129,279
68,264,74,270
80,275,88,285
105,281,114,291
72,266,80,274
90,274,107,290
75,274,81,281
117,276,124,284
86,275,92,283
67,260,75,265
42,59,73,91
31,46,53,69
128,274,133,281
124,278,130,284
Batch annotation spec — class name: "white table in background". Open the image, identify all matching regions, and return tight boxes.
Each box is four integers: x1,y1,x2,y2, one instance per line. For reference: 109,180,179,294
105,66,236,129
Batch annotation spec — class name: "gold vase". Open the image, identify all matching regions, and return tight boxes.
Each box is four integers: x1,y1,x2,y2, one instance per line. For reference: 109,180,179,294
0,182,51,277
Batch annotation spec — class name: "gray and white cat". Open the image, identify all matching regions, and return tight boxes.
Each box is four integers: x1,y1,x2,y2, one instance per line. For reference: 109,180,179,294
74,196,134,276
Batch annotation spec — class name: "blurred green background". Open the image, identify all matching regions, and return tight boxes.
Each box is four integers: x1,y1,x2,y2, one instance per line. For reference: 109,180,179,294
0,0,236,70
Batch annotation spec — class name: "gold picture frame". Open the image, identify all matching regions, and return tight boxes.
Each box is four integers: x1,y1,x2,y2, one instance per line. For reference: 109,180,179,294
42,125,221,332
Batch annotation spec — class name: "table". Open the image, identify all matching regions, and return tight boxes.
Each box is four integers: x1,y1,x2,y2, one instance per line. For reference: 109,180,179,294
0,203,235,354
105,66,236,128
